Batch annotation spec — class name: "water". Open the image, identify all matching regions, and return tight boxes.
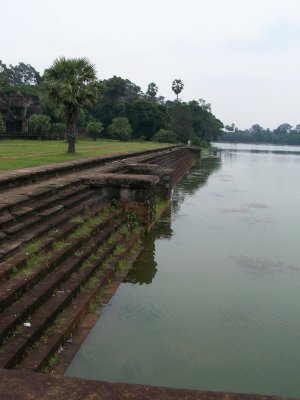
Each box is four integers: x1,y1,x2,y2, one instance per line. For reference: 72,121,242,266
66,143,300,398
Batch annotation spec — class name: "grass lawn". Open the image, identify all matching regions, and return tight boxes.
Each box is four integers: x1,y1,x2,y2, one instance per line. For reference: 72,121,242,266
0,139,170,171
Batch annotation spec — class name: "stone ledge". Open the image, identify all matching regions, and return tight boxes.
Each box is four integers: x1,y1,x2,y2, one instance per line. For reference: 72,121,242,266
0,146,179,191
86,173,160,188
0,368,292,400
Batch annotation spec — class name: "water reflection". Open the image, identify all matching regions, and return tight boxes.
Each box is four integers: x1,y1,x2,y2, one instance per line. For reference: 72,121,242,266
172,155,221,215
213,142,300,156
228,149,300,156
125,155,221,285
125,204,174,284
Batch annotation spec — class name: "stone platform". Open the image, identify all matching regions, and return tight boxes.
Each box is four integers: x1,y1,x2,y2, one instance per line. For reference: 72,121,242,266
0,368,291,400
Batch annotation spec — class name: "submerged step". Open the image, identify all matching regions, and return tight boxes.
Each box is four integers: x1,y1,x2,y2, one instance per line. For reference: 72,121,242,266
16,231,143,372
0,221,134,368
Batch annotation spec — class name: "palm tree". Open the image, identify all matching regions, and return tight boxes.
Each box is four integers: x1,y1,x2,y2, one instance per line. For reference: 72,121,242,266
172,79,184,101
43,57,102,153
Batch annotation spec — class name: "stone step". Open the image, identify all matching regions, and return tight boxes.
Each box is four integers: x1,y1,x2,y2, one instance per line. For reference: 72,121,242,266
0,201,108,282
0,211,16,229
37,205,64,218
150,151,189,167
9,184,87,221
2,216,42,235
3,184,89,231
0,217,124,347
0,191,101,260
0,208,123,313
11,231,141,371
0,225,135,369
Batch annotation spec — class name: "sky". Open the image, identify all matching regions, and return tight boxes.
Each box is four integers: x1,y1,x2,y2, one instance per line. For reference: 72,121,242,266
2,0,300,130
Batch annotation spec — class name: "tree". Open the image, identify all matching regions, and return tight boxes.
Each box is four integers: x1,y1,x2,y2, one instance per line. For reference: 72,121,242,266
249,124,265,142
224,124,235,132
28,114,51,134
0,61,41,86
167,101,193,142
108,117,132,141
172,79,184,101
87,76,141,131
86,120,103,140
199,98,211,112
146,82,158,100
188,100,223,141
125,98,166,140
42,57,102,153
274,123,292,136
9,62,41,85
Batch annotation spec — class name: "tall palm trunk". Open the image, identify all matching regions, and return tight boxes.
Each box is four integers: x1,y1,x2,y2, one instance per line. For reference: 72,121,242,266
66,118,76,153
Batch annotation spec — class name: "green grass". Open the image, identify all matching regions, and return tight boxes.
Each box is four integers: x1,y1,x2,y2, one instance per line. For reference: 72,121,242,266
113,244,126,256
69,223,91,239
23,239,43,255
41,353,59,373
52,240,69,251
12,253,46,278
0,139,170,171
88,292,104,313
70,215,84,224
117,259,127,270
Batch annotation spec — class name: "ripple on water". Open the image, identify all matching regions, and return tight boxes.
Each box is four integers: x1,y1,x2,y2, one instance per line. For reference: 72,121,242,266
207,192,225,197
219,208,250,214
241,216,272,226
230,255,300,275
247,203,269,209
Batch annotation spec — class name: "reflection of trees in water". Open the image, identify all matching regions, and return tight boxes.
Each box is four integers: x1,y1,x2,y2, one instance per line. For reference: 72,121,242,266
124,210,172,285
172,155,221,215
124,234,157,285
125,155,221,285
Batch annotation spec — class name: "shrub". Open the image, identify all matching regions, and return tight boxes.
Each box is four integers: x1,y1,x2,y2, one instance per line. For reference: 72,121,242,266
191,136,202,146
108,117,132,141
153,128,176,143
86,120,103,140
28,114,51,134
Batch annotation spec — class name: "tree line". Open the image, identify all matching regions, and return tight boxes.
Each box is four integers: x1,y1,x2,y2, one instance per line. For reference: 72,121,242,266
0,58,223,152
220,123,300,145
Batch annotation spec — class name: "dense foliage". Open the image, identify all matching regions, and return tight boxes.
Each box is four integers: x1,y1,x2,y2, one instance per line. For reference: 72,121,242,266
0,60,41,96
153,128,177,143
220,123,300,145
28,114,51,134
0,114,5,133
0,58,224,146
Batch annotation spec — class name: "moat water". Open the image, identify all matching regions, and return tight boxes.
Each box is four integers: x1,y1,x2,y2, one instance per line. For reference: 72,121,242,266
66,143,300,398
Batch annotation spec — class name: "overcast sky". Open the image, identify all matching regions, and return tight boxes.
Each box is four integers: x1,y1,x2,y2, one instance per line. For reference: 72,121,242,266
2,0,300,129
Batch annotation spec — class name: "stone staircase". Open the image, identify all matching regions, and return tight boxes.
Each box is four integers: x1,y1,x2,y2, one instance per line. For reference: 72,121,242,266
134,147,195,185
0,163,146,372
0,145,199,375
